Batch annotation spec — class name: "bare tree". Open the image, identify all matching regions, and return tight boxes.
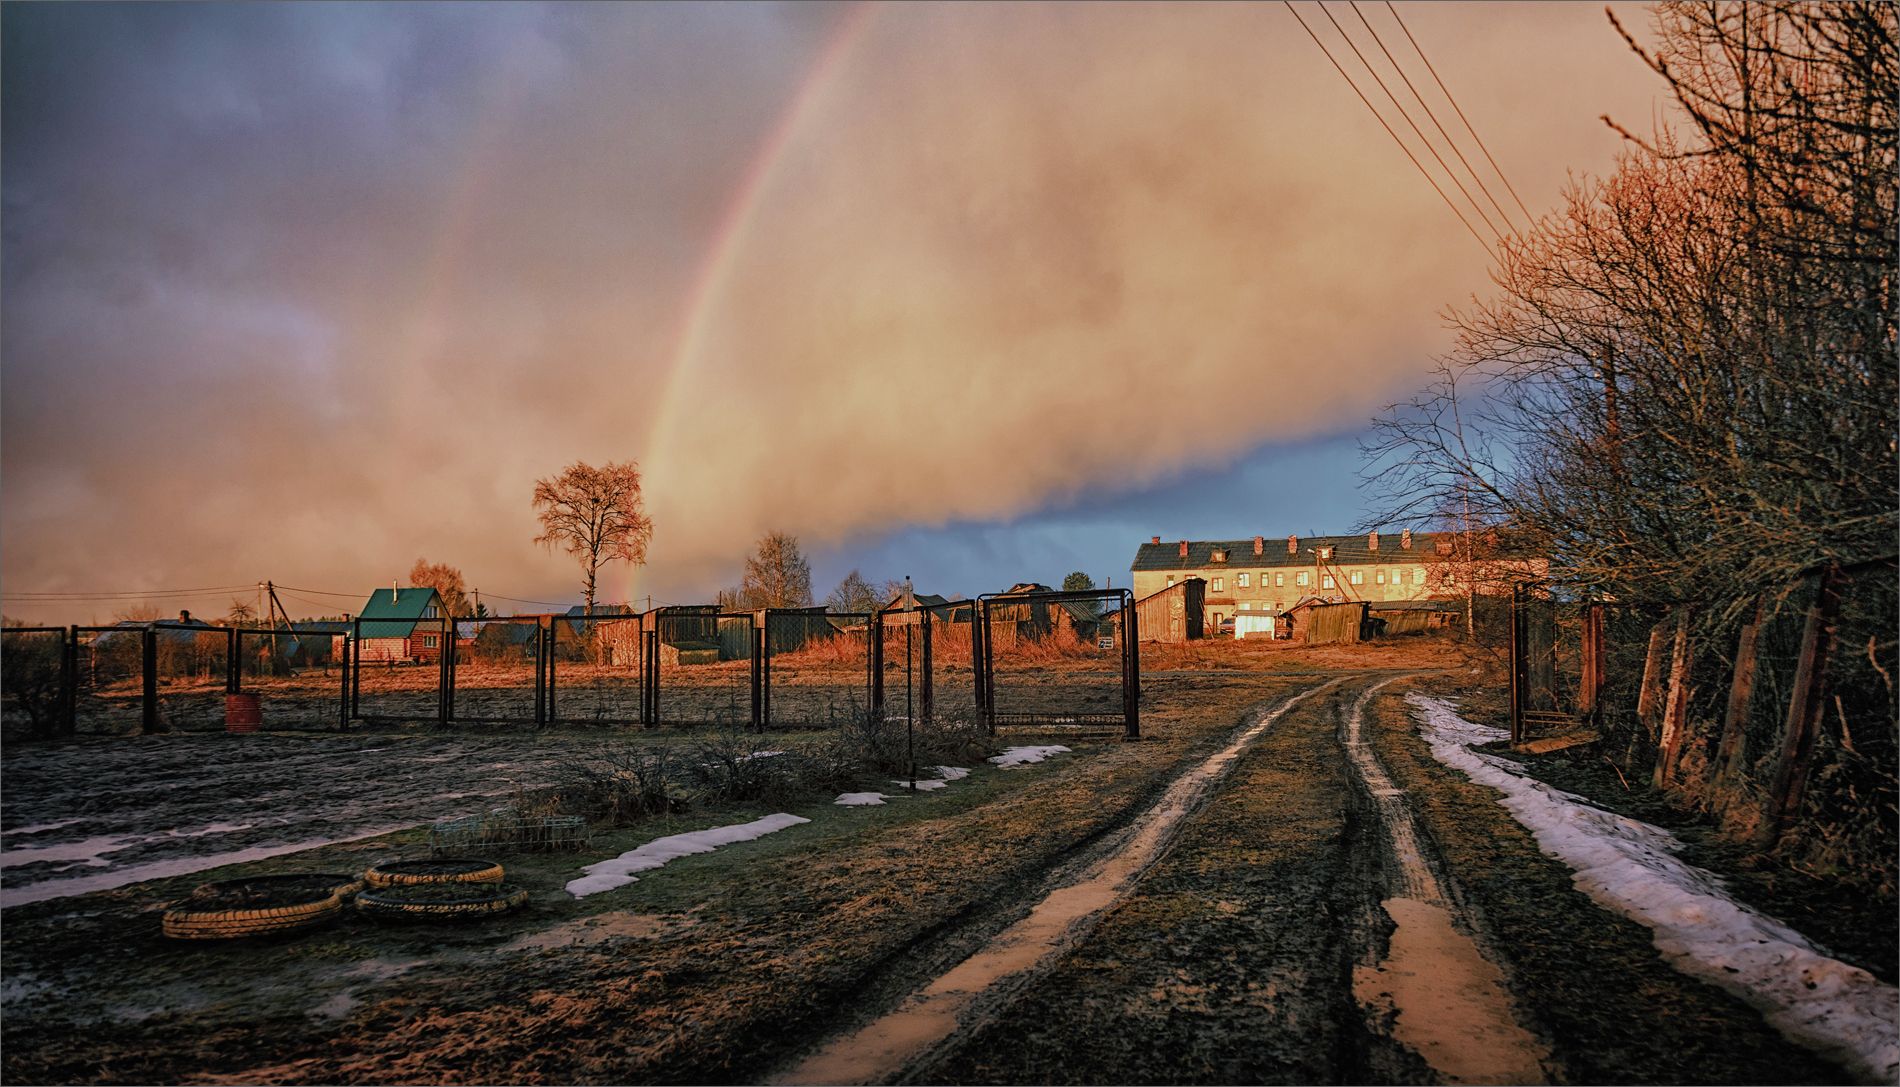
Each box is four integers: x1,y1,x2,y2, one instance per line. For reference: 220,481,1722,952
739,532,813,610
409,558,470,617
826,569,879,614
532,461,654,615
225,599,257,628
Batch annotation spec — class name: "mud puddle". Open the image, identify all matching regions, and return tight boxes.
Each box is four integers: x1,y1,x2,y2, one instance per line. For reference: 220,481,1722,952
1342,679,1551,1084
771,680,1343,1085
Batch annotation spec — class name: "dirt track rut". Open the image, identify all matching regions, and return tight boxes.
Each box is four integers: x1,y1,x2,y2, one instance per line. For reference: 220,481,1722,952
770,674,1547,1085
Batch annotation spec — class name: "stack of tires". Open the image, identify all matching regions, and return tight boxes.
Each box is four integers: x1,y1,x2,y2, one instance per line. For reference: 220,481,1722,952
354,858,529,921
161,858,528,940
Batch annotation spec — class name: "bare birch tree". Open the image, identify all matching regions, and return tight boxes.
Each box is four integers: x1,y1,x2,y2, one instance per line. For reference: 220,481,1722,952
532,461,654,615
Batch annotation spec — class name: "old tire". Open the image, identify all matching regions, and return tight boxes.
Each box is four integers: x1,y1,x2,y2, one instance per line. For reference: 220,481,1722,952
354,881,529,922
165,874,359,940
363,858,504,889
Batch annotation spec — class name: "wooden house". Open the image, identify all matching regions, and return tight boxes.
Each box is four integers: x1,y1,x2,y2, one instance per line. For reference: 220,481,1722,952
355,586,446,663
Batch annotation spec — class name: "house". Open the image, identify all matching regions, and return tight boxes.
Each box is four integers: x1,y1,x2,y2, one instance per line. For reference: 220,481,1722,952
1129,529,1545,635
87,612,222,678
879,587,973,625
355,586,446,663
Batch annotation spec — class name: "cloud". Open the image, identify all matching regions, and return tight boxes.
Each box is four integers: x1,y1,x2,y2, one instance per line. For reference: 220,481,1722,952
2,2,1664,616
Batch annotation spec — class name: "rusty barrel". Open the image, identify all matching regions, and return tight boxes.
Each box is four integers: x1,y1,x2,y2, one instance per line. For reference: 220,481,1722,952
225,693,262,734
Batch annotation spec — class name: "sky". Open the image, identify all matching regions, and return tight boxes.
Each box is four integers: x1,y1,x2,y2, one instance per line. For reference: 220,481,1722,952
1,1,1671,621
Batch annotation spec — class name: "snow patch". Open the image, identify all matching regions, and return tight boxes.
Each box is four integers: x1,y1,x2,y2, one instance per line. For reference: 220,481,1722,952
3,818,90,838
934,766,971,781
1408,692,1899,1084
989,745,1071,769
834,792,896,806
565,813,809,898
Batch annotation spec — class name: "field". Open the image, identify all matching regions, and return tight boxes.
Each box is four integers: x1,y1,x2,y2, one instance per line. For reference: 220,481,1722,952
1,636,1888,1085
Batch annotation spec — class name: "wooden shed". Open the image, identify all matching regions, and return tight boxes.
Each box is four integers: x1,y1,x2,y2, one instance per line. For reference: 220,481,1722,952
1134,578,1205,643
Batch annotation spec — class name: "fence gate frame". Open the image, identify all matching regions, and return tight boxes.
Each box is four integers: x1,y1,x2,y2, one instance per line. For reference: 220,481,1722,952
976,587,1139,740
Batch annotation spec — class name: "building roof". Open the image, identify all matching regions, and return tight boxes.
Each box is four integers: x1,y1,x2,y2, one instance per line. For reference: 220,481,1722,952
883,588,951,611
356,587,443,640
1131,532,1461,573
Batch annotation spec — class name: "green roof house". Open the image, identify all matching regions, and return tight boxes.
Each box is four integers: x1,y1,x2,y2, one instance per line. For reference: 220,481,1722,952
355,586,445,663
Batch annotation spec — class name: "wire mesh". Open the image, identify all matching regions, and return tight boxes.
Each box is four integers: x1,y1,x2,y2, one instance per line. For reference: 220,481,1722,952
1,628,67,739
457,617,545,724
982,589,1133,731
762,610,870,728
428,810,587,854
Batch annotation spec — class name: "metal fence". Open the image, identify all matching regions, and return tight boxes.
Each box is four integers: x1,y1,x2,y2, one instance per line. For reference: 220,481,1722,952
1,623,350,738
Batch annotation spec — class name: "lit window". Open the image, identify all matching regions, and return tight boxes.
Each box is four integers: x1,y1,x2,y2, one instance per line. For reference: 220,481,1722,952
1322,575,1336,589
1376,570,1386,585
1275,572,1285,586
1212,577,1225,592
1296,572,1309,586
1237,572,1250,588
1350,570,1363,585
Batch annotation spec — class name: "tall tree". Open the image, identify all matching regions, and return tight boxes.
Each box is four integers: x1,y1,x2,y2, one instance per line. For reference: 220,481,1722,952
532,461,654,614
409,558,469,617
739,532,813,609
826,569,879,614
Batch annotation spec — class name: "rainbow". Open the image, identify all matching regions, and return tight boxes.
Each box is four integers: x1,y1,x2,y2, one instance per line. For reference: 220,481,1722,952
628,2,881,606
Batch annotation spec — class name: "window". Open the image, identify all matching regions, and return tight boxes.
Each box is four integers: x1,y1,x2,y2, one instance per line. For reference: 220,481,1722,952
1350,570,1364,585
1237,572,1250,588
422,635,439,648
1412,569,1424,585
1322,574,1336,589
1212,548,1227,563
1296,572,1309,587
1376,570,1386,585
1167,575,1176,586
1318,547,1332,560
1211,577,1225,592
1275,572,1285,586
422,605,438,619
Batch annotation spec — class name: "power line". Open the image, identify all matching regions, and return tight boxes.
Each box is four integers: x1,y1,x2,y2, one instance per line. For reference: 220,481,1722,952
1282,1,1494,256
2,584,255,600
1314,0,1505,242
1383,0,1536,225
1350,1,1522,236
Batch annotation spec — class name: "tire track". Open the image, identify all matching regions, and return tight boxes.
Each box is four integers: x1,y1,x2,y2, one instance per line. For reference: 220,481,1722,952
1341,679,1553,1086
768,679,1346,1086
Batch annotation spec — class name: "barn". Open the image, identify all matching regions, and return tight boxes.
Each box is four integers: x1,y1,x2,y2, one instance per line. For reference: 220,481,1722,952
354,586,446,663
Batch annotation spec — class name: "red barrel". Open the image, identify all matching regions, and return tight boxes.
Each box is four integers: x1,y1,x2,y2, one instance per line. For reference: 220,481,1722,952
225,693,262,734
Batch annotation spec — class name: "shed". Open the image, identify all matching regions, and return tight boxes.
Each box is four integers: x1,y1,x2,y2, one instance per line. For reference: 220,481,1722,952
1134,579,1205,643
1232,607,1287,640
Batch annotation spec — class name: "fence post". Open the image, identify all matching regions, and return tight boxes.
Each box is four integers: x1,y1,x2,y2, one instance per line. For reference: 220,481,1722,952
870,613,885,720
63,625,79,735
1654,609,1696,788
1578,602,1602,718
980,600,996,734
544,618,558,726
350,619,361,722
338,637,351,730
226,626,241,694
1711,596,1765,797
1508,583,1524,744
968,608,984,726
1117,592,1132,737
1636,617,1670,735
1760,566,1844,845
920,610,934,726
756,614,770,731
436,616,450,726
646,627,661,728
141,625,159,734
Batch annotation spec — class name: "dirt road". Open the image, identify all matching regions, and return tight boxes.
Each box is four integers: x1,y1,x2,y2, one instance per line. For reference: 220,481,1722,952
0,666,1855,1084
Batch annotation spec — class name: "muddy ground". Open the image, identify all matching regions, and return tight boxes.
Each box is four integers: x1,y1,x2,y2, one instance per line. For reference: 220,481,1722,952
0,640,1880,1084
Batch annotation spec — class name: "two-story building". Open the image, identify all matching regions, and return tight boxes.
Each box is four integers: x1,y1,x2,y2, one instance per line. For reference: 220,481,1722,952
1129,530,1534,634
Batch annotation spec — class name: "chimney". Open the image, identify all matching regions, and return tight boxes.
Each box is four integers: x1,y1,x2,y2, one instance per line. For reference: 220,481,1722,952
1179,539,1190,559
1151,536,1161,545
1401,528,1412,549
1253,536,1264,556
1287,535,1298,556
179,610,191,623
1368,531,1379,552
393,577,400,601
